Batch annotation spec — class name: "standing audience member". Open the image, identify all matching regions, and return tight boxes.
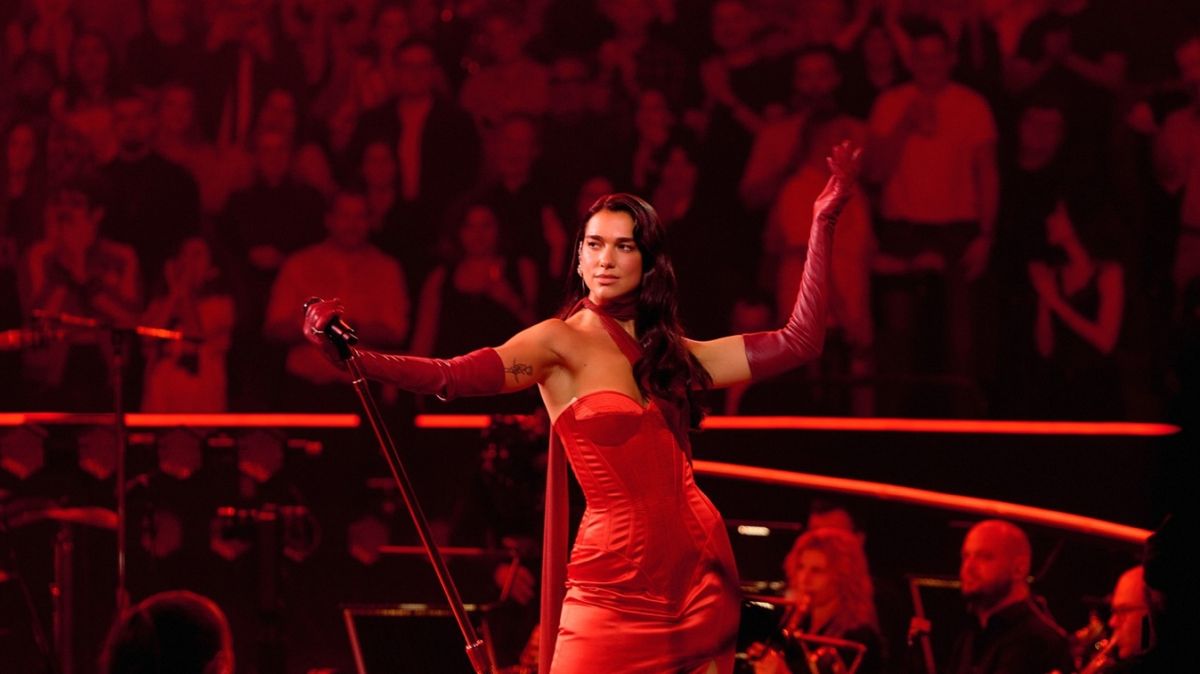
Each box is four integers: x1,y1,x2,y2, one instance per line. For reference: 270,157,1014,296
100,590,234,674
1026,196,1125,419
695,0,792,197
219,128,325,408
4,0,76,77
196,0,305,147
155,81,253,216
411,203,535,357
459,10,550,132
51,31,120,164
741,46,848,212
125,0,202,91
947,520,1073,674
264,190,409,409
99,90,202,286
473,115,565,313
3,53,59,133
21,179,141,410
539,55,623,197
1154,35,1200,310
409,203,537,413
1,120,47,255
866,25,998,413
1006,0,1127,163
769,115,874,415
653,140,742,341
620,89,679,195
596,0,688,110
141,236,234,412
253,87,337,197
989,96,1073,415
342,39,480,230
1,120,45,408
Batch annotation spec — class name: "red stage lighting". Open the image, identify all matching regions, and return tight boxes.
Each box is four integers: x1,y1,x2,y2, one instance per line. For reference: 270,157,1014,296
158,429,203,480
347,515,389,566
77,427,116,480
237,430,283,483
0,427,46,479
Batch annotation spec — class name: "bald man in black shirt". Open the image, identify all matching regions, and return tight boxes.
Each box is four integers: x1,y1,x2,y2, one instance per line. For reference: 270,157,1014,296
947,520,1073,674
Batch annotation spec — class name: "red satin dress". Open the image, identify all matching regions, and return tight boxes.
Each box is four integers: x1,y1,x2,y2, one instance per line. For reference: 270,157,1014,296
539,302,741,673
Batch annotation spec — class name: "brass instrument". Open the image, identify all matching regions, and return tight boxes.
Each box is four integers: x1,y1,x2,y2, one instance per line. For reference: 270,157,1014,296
1079,637,1119,674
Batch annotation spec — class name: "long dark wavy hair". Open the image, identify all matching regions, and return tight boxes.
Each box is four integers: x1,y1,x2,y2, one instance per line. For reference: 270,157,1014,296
559,193,711,427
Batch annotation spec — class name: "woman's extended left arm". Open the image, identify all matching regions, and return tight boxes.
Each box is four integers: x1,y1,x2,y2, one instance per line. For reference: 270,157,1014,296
688,141,860,389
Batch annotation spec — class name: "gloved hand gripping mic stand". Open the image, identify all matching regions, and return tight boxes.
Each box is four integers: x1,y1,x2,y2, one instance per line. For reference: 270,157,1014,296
308,299,493,673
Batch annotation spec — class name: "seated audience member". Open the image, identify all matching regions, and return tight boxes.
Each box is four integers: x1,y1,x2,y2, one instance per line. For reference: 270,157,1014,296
141,236,234,412
1026,196,1125,419
100,590,234,674
747,527,883,674
22,179,141,410
947,520,1073,674
264,189,409,409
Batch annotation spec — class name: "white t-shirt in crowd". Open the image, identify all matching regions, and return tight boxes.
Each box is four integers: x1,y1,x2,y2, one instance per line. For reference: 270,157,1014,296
869,82,996,224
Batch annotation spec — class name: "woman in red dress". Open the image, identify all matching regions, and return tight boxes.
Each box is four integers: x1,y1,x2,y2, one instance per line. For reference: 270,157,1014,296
304,142,860,673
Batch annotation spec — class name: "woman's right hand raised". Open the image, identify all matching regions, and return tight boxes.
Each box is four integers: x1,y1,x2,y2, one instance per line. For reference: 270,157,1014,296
302,297,345,349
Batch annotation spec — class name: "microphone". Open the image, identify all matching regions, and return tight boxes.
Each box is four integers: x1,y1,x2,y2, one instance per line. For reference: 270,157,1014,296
303,297,359,345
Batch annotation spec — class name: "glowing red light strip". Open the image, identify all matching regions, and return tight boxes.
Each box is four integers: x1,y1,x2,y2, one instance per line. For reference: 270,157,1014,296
0,413,361,428
410,414,1178,436
698,416,1178,435
414,414,493,429
692,460,1151,544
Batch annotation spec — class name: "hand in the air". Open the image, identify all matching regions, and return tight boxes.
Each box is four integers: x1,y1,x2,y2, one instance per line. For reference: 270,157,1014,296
826,139,863,186
815,140,863,218
302,297,345,348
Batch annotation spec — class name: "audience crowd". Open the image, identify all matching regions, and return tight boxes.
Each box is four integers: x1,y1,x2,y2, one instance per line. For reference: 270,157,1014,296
2,0,1199,422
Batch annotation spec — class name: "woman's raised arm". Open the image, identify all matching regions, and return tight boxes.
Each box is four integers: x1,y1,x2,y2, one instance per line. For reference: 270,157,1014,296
303,299,566,399
687,141,861,389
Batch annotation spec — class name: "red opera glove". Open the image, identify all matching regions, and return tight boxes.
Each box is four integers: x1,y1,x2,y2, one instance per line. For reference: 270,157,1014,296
303,298,504,399
743,141,859,380
353,348,505,400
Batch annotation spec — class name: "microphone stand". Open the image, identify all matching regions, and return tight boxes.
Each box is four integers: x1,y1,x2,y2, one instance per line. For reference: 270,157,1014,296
324,331,492,674
31,310,196,617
